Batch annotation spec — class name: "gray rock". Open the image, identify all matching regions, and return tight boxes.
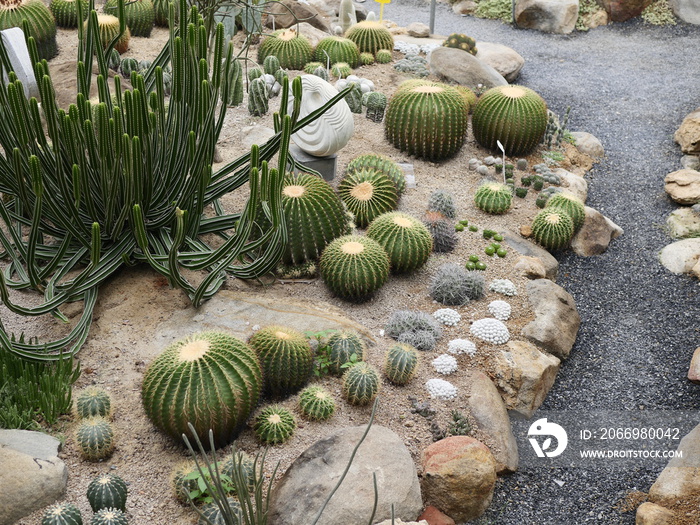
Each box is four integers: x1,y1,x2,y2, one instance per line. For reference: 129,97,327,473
570,131,605,158
513,255,547,279
649,423,700,504
664,168,700,205
635,502,676,525
241,125,276,152
428,47,507,91
669,0,700,25
374,520,428,525
265,0,331,32
0,429,62,458
407,22,430,37
296,22,334,48
475,42,524,83
522,279,580,359
452,0,477,14
553,168,588,202
687,347,700,384
514,0,579,34
503,230,558,279
681,155,700,171
1,28,39,100
571,206,623,257
268,425,422,525
658,238,700,274
666,207,700,239
674,108,700,155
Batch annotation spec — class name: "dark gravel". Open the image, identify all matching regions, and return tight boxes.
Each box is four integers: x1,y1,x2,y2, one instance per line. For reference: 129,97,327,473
370,5,700,524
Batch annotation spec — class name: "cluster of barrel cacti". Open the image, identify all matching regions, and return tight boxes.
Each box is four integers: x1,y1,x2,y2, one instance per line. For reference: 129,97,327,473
442,33,477,55
74,387,115,461
42,473,128,524
530,191,586,250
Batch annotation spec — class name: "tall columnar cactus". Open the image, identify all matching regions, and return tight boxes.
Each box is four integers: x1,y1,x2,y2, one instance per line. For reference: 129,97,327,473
531,208,575,251
365,91,387,123
423,211,457,252
320,235,390,300
248,77,269,116
76,417,115,461
385,81,468,162
327,330,365,374
375,49,392,64
342,362,380,405
545,192,586,231
315,36,360,68
42,502,83,525
87,474,128,512
474,182,513,214
384,343,419,385
427,189,457,219
141,332,262,447
471,85,549,156
366,211,432,273
76,387,112,419
345,21,394,56
0,0,57,59
87,14,130,54
248,325,313,397
298,385,336,421
253,405,296,444
222,57,243,106
49,0,88,28
442,33,477,55
257,28,313,70
90,508,128,525
338,169,399,228
104,0,154,37
346,154,406,195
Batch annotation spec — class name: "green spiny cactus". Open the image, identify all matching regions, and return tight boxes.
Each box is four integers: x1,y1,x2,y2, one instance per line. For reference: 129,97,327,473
171,461,199,504
76,417,115,461
248,325,313,397
345,21,394,56
152,0,168,26
220,452,255,493
342,362,380,405
472,85,549,156
263,55,280,75
474,182,513,214
345,81,363,113
365,91,387,123
42,502,83,525
360,51,374,65
366,211,432,273
346,154,405,195
423,211,457,252
90,508,128,525
384,343,419,385
222,58,243,106
141,332,262,448
275,260,318,279
331,61,352,79
442,33,477,55
119,57,138,77
298,385,336,421
107,47,121,70
304,61,323,74
104,0,154,37
375,48,392,63
319,235,390,300
428,189,457,219
531,208,575,251
49,0,88,28
385,81,468,161
455,85,477,113
315,36,360,68
248,77,269,116
0,0,57,60
76,387,111,419
87,474,128,512
248,67,263,81
274,68,288,86
545,192,586,231
253,405,296,444
312,65,329,81
200,498,242,525
430,263,484,305
327,330,365,374
338,169,398,228
87,14,130,54
257,28,313,70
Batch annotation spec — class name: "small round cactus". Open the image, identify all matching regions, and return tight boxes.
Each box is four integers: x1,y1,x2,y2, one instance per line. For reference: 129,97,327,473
338,168,398,228
220,452,256,493
327,330,365,375
345,21,394,56
331,61,353,79
119,57,139,78
384,343,419,385
360,51,375,65
90,508,128,525
315,36,360,68
304,61,323,74
423,211,458,253
248,77,269,116
87,473,128,512
257,28,313,70
375,48,392,64
263,55,280,75
366,211,432,273
531,208,575,251
50,0,88,28
397,330,436,352
342,362,380,405
427,189,457,219
75,417,115,461
442,33,477,55
299,385,336,421
346,154,405,195
199,498,242,525
42,502,83,525
429,263,484,305
364,91,387,123
171,461,200,504
474,182,512,215
87,14,130,54
104,0,154,37
385,309,442,340
253,405,296,444
76,387,111,419
545,192,586,231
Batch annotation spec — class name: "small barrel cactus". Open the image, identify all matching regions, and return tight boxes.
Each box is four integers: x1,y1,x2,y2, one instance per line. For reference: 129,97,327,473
257,28,313,70
345,81,363,113
429,263,484,305
319,235,390,300
366,211,432,273
87,473,128,512
90,508,128,525
76,417,115,461
315,36,360,68
42,502,83,525
474,182,512,214
442,33,477,55
472,85,549,156
171,461,200,504
384,343,419,386
345,21,394,56
365,91,387,123
299,385,336,421
338,168,398,228
531,208,575,251
222,58,244,107
104,0,154,37
49,0,88,28
375,48,392,63
248,325,313,397
328,330,365,374
342,362,380,405
253,405,296,444
119,57,139,78
423,211,457,252
427,189,457,219
360,51,375,65
199,498,242,525
263,55,280,75
346,154,405,195
87,14,130,54
248,67,263,81
455,86,477,112
76,387,111,419
220,452,256,493
331,61,352,79
0,0,57,60
304,61,323,74
312,65,329,81
545,192,586,231
248,77,269,116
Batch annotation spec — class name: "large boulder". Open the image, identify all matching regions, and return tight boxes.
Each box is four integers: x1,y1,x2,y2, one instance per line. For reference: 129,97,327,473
296,22,334,48
669,0,700,26
514,0,579,34
674,108,700,155
407,22,431,37
600,0,654,21
428,47,507,91
268,425,422,525
649,423,700,505
513,255,548,279
571,206,623,257
265,0,331,32
667,207,700,239
658,238,700,274
475,42,524,83
665,168,700,205
570,131,605,158
553,168,588,202
421,437,497,523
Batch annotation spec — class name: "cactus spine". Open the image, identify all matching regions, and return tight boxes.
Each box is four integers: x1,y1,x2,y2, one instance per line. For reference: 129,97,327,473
42,502,83,525
327,330,365,374
104,0,154,37
248,77,269,116
257,29,313,70
531,208,575,251
87,474,128,512
315,36,360,68
87,14,130,54
76,387,111,419
423,211,457,252
49,0,88,28
299,385,336,421
0,0,57,59
76,417,115,461
384,343,419,385
345,21,394,56
442,33,477,55
253,405,296,444
90,508,128,525
342,362,380,405
338,169,399,228
365,91,387,123
545,192,586,231
346,154,405,195
367,211,432,273
474,182,513,214
375,49,392,63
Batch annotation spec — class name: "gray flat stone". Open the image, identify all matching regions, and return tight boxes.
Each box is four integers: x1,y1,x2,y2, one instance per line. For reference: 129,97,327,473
503,230,558,279
0,429,62,459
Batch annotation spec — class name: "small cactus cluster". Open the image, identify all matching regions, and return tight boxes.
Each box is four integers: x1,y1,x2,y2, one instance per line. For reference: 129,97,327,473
41,502,83,525
49,0,88,28
470,318,510,345
0,0,58,60
384,343,419,385
346,154,406,195
253,405,296,444
342,362,380,405
87,14,130,54
429,263,485,306
327,330,365,374
425,378,457,400
474,182,513,214
345,20,394,56
331,61,353,79
87,474,128,512
366,212,432,274
104,0,154,37
442,33,477,55
427,189,457,219
360,51,374,65
530,208,575,251
432,353,458,375
315,36,360,68
299,385,336,421
545,192,586,232
385,309,442,352
258,28,313,70
304,61,323,74
338,168,399,228
423,211,458,253
91,508,128,525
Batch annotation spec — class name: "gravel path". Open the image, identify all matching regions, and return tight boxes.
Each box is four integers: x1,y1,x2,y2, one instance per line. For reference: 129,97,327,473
372,5,700,523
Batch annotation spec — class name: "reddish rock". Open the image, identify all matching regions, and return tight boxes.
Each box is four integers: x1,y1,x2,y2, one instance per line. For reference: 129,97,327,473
600,0,654,21
418,506,456,525
688,347,700,384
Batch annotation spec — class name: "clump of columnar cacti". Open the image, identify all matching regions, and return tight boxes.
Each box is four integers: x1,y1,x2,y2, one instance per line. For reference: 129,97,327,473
304,61,323,74
545,192,586,232
76,387,111,419
442,33,477,55
222,58,243,106
331,61,353,78
258,28,313,70
428,189,457,219
338,169,398,228
253,405,296,444
385,81,468,162
375,48,392,63
472,85,549,156
76,417,115,461
319,235,390,300
474,182,513,215
366,212,432,274
489,278,517,296
345,81,363,113
447,338,477,356
364,91,387,122
432,354,458,375
433,308,460,327
0,0,57,59
315,36,360,68
531,208,575,251
49,0,87,28
42,502,83,525
429,263,484,306
342,362,380,405
345,20,394,56
299,386,336,421
384,343,419,385
248,325,313,397
248,77,269,116
422,211,458,253
141,332,262,447
327,330,365,374
425,378,457,400
346,154,406,195
398,330,436,351
470,318,510,345
90,508,127,525
488,300,512,321
87,474,128,512
200,498,242,525
104,0,154,37
360,51,375,65
87,14,130,54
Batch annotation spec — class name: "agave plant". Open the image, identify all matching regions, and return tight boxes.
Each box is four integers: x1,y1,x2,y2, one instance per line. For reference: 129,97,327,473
0,0,350,360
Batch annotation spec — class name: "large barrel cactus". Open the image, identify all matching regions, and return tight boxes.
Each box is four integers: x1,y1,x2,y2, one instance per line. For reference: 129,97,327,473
86,14,130,54
152,0,169,26
385,81,468,161
471,85,549,156
315,36,360,68
49,0,88,28
257,28,313,70
0,0,57,60
338,168,398,228
366,211,433,273
345,21,393,56
104,0,154,37
346,154,406,195
141,332,262,448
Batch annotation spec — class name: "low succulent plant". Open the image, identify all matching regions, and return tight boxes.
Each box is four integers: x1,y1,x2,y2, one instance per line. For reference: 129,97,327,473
41,502,83,525
375,48,392,63
427,189,457,219
298,385,336,421
104,0,154,37
366,211,432,273
345,20,394,56
0,0,57,59
258,28,313,70
442,33,477,55
338,168,399,228
384,343,419,385
253,405,296,444
397,330,436,351
76,417,115,461
488,300,511,321
429,263,484,305
76,387,112,419
49,0,88,28
531,208,574,251
90,508,128,525
87,473,128,512
474,182,513,214
199,497,242,525
545,192,586,231
423,211,458,252
315,36,360,68
470,318,510,345
342,362,380,405
327,330,365,374
425,378,457,400
346,153,406,195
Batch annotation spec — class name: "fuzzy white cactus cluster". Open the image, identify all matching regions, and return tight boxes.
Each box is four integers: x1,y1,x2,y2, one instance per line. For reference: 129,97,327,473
489,279,517,296
447,338,477,356
425,378,458,400
470,318,510,345
432,354,458,375
433,308,461,327
394,41,420,55
488,300,512,321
